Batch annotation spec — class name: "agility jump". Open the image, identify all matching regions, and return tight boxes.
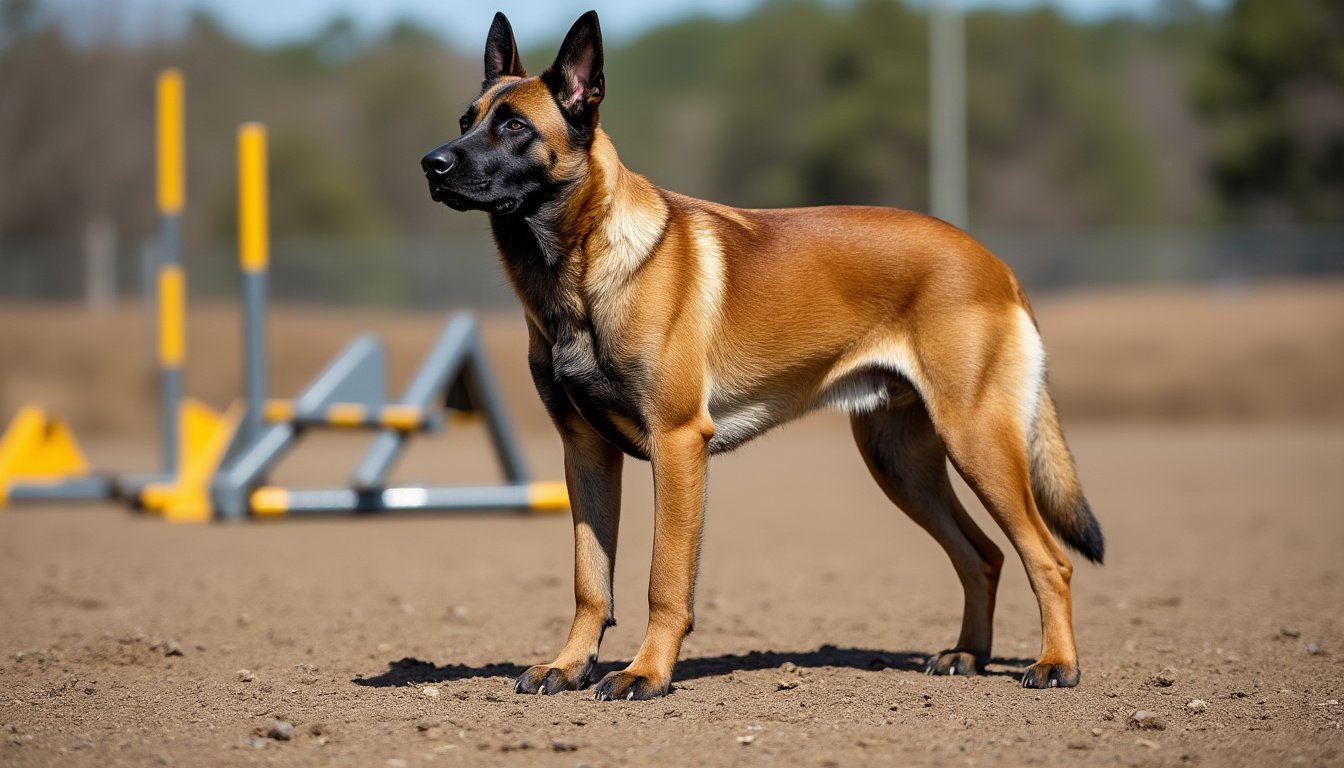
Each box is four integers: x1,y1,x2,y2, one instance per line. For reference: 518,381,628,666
0,70,567,522
0,70,212,508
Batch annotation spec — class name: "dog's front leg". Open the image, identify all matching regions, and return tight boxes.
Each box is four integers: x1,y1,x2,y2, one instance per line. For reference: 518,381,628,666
594,421,711,701
515,418,624,695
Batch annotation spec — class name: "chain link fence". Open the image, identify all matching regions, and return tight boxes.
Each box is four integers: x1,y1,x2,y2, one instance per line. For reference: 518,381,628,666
3,226,1342,309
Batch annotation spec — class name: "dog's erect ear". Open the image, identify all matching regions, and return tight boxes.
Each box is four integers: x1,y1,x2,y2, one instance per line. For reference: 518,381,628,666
542,10,605,121
484,12,526,85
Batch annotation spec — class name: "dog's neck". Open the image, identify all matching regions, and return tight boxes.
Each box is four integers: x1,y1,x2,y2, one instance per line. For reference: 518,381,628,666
492,128,669,339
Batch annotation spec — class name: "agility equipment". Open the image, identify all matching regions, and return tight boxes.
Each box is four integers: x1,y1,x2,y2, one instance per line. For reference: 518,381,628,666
211,313,567,520
2,72,568,522
0,406,111,505
1,70,201,507
199,124,566,521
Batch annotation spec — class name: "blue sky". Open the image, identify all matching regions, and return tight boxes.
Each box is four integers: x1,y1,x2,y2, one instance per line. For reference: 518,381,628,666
45,0,1232,49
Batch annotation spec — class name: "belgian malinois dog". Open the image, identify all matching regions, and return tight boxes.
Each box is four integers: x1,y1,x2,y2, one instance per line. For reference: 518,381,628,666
421,11,1104,701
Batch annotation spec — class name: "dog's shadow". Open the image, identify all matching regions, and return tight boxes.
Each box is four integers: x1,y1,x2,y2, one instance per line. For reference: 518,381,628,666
351,644,1033,688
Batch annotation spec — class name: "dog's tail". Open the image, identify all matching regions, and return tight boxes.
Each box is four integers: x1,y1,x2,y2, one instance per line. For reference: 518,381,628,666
1028,388,1105,564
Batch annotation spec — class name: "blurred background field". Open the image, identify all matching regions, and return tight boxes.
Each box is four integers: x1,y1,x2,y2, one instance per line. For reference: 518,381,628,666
0,0,1341,433
2,281,1342,442
2,0,1342,302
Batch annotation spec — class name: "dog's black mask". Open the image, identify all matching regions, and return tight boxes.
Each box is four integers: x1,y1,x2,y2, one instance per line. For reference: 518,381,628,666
420,11,605,218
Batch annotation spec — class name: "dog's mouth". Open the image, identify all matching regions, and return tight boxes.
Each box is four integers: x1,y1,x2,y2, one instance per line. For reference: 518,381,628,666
427,179,520,215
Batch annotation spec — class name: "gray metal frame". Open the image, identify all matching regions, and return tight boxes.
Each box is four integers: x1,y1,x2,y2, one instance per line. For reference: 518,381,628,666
6,477,114,503
210,312,541,520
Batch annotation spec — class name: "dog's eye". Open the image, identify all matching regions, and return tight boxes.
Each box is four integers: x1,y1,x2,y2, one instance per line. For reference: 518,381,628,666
459,115,470,134
506,119,526,132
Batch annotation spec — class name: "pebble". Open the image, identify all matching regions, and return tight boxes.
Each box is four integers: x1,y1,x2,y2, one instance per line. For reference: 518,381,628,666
736,734,757,745
780,662,798,674
421,686,441,699
151,638,184,657
1306,643,1326,656
1280,628,1301,639
1091,728,1103,737
1128,710,1166,731
1186,699,1208,713
237,669,256,683
1153,668,1177,687
777,679,800,691
1135,737,1161,749
267,721,295,741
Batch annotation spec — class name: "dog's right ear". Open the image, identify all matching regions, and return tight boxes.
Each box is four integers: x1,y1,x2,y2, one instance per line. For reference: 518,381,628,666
483,12,526,86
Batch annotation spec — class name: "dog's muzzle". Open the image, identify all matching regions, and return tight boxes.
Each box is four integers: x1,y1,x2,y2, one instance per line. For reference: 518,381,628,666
421,149,457,204
420,147,519,215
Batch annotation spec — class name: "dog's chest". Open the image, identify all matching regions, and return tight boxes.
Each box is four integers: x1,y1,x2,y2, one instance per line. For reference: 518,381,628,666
551,329,651,459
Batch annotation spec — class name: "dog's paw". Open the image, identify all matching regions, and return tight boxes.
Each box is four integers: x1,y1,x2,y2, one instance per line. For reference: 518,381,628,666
1020,661,1080,689
923,648,984,677
513,659,593,696
592,669,669,701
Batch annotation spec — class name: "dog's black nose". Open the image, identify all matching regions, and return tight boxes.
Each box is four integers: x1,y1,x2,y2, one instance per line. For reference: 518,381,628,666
421,150,455,176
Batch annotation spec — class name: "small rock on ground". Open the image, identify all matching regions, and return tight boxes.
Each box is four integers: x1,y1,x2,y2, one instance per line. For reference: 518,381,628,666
1128,710,1166,731
267,721,295,741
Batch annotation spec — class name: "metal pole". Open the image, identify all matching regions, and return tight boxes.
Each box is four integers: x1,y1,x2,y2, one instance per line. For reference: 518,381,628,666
156,69,186,477
930,0,968,230
84,217,115,311
237,123,269,449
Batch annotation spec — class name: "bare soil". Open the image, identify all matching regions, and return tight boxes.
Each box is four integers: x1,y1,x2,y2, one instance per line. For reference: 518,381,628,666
2,282,1342,767
1,280,1342,439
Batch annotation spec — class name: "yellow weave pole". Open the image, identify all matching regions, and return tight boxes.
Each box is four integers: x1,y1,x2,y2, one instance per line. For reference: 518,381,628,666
156,69,186,476
237,123,269,451
156,69,185,216
238,123,268,274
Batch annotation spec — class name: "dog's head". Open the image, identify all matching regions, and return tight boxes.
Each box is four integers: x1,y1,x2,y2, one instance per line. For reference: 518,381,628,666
421,11,605,217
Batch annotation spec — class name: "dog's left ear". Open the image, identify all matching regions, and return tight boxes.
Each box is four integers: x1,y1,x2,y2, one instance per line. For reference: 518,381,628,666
542,10,605,122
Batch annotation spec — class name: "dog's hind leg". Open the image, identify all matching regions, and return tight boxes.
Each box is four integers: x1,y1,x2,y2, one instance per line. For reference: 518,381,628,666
851,400,1004,675
934,406,1082,688
514,415,624,695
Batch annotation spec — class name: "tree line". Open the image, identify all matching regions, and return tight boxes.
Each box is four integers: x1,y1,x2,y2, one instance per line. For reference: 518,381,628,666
0,0,1338,293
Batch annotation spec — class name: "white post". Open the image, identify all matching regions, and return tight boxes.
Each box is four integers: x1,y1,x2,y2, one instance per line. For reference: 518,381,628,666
930,0,968,230
84,217,116,310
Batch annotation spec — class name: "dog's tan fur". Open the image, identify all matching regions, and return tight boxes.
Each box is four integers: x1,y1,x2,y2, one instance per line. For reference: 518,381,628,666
432,12,1102,700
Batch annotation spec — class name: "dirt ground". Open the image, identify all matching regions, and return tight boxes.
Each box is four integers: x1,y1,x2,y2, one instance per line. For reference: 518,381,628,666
2,282,1343,767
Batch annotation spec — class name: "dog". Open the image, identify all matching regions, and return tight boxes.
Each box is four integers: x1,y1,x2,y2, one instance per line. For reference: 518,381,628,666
421,10,1104,701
